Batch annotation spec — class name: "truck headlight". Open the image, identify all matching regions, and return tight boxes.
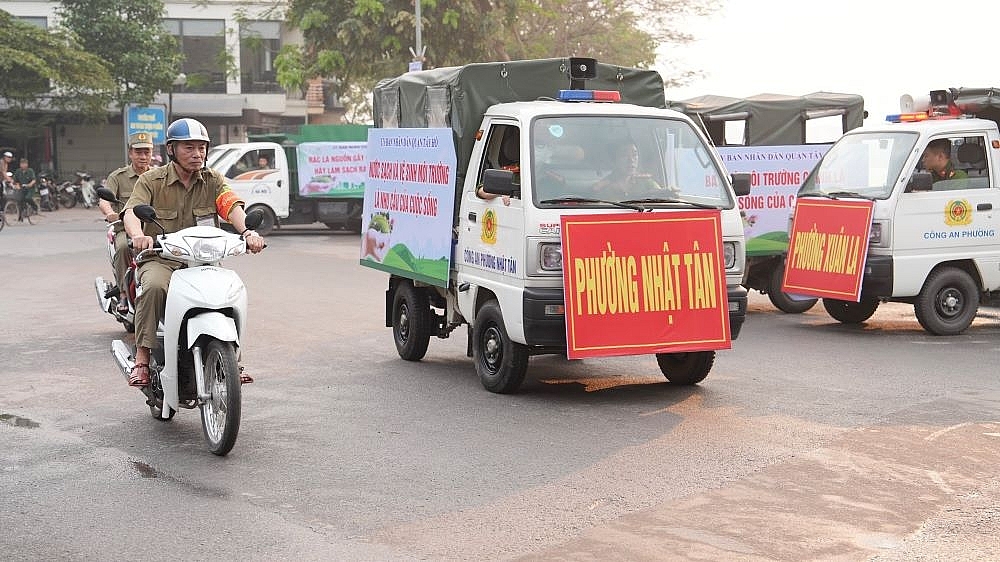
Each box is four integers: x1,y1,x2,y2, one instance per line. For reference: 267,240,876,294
869,220,889,248
540,243,562,271
723,241,736,269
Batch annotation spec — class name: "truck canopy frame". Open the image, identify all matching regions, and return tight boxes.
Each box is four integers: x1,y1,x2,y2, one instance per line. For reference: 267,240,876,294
668,92,866,146
373,58,667,175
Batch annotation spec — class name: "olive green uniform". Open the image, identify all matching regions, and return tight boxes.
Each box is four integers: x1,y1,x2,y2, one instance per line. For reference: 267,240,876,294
104,164,143,294
124,164,244,350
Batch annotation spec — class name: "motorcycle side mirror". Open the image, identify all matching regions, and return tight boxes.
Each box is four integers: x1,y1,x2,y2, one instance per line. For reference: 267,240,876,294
134,204,157,222
244,208,265,230
96,187,118,203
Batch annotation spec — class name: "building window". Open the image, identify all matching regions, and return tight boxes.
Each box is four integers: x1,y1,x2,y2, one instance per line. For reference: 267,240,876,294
163,18,227,94
18,16,48,29
240,21,283,94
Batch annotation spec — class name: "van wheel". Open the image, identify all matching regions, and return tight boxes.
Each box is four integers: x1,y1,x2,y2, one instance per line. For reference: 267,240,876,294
656,351,715,385
915,267,979,335
767,263,817,313
392,281,431,361
822,297,879,324
246,204,276,236
473,300,528,393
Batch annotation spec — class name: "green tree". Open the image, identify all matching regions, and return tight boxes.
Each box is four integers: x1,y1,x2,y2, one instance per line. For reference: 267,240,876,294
0,10,115,136
57,0,183,109
279,0,718,120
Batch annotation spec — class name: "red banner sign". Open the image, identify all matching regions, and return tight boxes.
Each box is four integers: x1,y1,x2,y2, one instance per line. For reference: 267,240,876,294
783,198,874,301
560,211,731,359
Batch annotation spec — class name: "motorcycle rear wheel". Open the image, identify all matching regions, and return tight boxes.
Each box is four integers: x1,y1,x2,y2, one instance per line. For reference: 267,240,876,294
200,339,241,456
59,190,76,208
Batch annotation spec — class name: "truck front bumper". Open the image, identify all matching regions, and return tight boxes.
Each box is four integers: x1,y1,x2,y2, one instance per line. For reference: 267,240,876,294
522,284,748,347
860,255,893,298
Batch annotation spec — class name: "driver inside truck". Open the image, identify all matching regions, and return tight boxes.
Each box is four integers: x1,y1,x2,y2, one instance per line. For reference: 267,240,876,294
477,127,520,206
592,141,661,197
921,138,967,184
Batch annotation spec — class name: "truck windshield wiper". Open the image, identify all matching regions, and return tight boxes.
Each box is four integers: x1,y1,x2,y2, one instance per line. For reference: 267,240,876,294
801,190,871,200
539,196,646,212
620,197,718,210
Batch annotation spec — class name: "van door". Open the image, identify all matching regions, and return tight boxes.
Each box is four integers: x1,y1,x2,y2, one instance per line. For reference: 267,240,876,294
893,134,1000,294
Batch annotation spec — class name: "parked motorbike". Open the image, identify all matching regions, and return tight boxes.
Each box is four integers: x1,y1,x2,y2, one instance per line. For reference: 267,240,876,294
38,174,58,211
58,172,96,209
94,188,264,456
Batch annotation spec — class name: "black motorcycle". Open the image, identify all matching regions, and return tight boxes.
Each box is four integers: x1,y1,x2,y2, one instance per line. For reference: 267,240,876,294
38,174,58,211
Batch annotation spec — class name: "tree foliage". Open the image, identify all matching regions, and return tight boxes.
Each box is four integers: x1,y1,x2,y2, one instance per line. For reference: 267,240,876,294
0,9,115,132
279,0,719,119
56,0,184,109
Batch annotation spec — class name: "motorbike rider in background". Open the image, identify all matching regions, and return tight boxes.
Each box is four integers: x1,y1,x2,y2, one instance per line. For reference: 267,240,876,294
100,132,154,314
122,118,265,387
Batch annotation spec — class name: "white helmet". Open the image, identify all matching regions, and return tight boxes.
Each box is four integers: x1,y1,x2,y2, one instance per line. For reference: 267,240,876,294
166,118,210,145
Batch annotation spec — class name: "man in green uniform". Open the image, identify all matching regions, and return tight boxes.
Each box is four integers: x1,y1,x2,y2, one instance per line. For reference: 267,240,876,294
12,157,37,221
101,132,155,314
123,118,266,387
592,142,662,198
922,138,968,182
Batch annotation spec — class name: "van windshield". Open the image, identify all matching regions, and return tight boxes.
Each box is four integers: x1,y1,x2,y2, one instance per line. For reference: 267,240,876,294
531,116,733,209
798,131,917,199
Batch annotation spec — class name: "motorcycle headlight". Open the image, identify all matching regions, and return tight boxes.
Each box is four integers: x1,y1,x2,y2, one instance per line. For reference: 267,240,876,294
185,237,229,262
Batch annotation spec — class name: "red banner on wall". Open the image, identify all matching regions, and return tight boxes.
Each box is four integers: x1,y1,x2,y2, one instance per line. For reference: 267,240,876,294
782,198,874,301
560,211,731,359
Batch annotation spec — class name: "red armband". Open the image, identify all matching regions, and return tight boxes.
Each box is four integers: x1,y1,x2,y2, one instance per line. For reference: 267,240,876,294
215,189,241,221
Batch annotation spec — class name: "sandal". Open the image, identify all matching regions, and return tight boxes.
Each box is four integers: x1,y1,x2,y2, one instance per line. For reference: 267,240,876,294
128,363,150,387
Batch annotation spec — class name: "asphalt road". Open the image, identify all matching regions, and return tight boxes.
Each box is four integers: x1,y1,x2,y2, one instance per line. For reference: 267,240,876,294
1,207,998,561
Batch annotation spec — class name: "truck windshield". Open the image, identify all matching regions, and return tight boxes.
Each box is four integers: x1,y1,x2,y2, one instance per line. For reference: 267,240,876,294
798,131,917,200
531,116,733,209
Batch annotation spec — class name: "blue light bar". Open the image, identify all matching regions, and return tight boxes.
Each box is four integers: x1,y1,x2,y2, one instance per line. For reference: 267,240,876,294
557,90,621,102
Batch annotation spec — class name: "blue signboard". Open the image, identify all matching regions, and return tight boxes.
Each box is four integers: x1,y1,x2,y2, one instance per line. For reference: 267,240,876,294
126,105,166,145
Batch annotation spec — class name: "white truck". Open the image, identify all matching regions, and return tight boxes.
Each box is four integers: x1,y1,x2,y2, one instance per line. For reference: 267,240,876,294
363,58,751,393
796,88,1000,335
669,92,866,313
207,126,369,234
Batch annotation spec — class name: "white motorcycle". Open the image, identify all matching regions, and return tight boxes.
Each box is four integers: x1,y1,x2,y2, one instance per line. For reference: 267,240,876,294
101,199,264,456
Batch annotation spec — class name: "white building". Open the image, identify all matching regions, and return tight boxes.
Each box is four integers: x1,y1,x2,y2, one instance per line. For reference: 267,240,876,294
3,1,334,179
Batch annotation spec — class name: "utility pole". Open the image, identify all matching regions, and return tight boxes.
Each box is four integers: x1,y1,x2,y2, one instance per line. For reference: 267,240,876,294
408,1,426,72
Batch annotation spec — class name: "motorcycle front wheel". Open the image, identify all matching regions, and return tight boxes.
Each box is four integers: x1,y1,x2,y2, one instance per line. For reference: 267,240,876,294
200,339,241,456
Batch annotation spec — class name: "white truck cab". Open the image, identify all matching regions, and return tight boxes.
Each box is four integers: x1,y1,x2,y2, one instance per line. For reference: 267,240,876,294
208,142,289,233
798,89,1000,334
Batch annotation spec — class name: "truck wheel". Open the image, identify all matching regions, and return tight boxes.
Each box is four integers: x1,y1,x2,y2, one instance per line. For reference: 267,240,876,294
914,267,979,336
656,351,714,385
767,263,817,313
822,297,879,324
246,204,276,236
473,300,528,394
392,281,431,361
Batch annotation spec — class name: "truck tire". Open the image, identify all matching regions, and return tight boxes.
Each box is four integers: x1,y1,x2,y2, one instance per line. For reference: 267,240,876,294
392,281,432,361
246,204,276,236
914,267,979,336
767,263,817,313
656,351,714,385
473,300,528,394
822,297,879,324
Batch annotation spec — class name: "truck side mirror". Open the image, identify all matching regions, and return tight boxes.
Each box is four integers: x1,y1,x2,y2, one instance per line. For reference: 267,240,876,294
731,173,752,196
482,168,517,196
907,171,933,192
